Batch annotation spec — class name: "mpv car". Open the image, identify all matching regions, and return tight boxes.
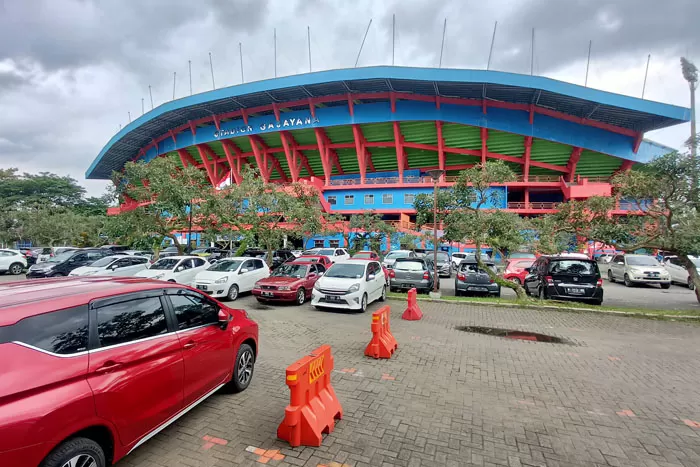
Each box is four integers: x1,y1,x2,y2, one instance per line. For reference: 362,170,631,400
388,257,438,293
455,259,501,297
0,277,258,467
524,255,604,305
27,248,111,278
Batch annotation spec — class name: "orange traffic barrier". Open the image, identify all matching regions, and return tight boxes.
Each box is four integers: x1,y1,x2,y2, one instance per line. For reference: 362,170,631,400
364,306,398,359
277,345,343,447
401,288,423,320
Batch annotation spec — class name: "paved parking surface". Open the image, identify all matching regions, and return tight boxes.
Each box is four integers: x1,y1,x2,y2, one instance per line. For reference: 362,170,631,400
111,291,700,467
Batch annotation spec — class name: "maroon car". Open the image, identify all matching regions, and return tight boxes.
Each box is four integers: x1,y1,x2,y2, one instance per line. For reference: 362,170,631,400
252,261,326,305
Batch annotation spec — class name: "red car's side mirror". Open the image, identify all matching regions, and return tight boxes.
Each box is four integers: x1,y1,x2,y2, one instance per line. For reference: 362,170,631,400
218,309,231,330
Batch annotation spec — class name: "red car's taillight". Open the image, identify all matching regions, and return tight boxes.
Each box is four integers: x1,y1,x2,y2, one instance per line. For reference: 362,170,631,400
389,270,396,278
596,278,603,287
545,275,554,285
457,273,466,281
423,271,430,280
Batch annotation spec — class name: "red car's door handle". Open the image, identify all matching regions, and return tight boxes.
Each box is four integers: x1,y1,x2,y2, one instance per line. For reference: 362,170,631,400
95,361,123,374
183,341,197,349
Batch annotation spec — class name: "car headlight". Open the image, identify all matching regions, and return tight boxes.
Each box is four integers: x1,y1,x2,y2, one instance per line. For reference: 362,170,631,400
347,283,361,293
313,281,322,291
215,276,228,284
152,273,165,280
278,286,291,291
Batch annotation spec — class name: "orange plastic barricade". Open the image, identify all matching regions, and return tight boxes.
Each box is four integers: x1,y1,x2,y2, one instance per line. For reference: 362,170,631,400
401,288,423,320
277,345,343,447
364,306,398,359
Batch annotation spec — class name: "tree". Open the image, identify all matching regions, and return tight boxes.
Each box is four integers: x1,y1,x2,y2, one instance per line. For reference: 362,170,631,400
416,161,529,298
112,158,210,254
537,151,700,302
348,212,397,253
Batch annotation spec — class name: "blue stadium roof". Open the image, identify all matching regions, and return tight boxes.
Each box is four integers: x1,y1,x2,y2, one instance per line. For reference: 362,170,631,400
88,66,691,179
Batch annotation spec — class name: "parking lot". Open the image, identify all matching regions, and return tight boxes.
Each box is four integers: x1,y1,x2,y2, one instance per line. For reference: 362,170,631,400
2,274,700,466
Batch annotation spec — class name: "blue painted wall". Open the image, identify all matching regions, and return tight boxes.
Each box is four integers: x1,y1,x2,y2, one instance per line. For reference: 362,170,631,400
325,186,507,210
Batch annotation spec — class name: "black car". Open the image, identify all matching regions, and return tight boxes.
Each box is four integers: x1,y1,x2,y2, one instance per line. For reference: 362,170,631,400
455,260,501,297
243,248,295,270
523,255,603,305
26,248,111,278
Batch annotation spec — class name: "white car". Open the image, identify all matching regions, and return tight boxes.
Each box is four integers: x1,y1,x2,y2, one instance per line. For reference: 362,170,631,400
194,256,270,301
135,255,208,285
0,249,27,275
663,255,699,290
314,248,350,263
607,254,671,288
382,250,417,269
311,259,386,312
36,246,77,263
69,254,149,277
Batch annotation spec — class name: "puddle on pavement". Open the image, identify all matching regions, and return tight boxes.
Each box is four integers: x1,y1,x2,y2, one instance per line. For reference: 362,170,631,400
455,326,571,344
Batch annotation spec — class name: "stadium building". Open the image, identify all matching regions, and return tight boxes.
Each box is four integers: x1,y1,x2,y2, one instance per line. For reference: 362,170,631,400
88,67,690,252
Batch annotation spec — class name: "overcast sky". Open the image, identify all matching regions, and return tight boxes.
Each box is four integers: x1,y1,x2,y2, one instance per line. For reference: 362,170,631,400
1,0,698,196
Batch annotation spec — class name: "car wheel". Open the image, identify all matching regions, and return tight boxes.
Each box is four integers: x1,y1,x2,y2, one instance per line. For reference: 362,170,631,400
379,285,386,302
296,288,306,305
660,283,671,290
227,284,239,301
688,277,695,290
225,343,255,393
538,286,547,300
9,263,23,275
591,299,603,306
493,290,501,298
49,272,65,277
607,270,614,283
623,274,632,287
510,277,521,285
360,293,368,312
40,437,106,467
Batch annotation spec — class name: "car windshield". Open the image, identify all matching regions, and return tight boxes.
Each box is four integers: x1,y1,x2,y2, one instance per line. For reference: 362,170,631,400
298,257,319,263
47,251,74,263
325,263,365,279
208,260,243,272
510,253,535,259
626,256,660,266
354,252,373,258
463,263,495,274
89,257,118,268
395,261,425,271
549,260,597,275
150,258,180,270
317,249,334,255
435,252,449,261
272,264,308,278
515,260,534,268
385,251,409,260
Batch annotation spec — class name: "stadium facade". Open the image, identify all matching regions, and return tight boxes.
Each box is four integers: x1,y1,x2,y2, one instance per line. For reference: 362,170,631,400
88,67,691,251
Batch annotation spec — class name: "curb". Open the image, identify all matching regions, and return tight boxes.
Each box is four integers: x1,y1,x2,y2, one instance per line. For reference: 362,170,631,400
386,296,700,320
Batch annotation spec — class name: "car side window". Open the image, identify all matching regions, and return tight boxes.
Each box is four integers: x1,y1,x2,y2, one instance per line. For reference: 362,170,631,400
254,259,265,270
96,297,168,347
316,264,326,274
178,260,193,271
0,306,89,355
242,260,255,271
113,259,130,268
131,257,148,265
192,258,206,268
87,252,104,260
168,293,219,330
71,253,87,262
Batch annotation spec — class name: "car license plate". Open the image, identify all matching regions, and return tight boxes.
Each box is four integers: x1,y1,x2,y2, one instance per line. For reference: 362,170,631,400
261,291,275,297
325,295,342,302
468,287,488,292
567,288,584,295
196,285,208,291
402,283,412,289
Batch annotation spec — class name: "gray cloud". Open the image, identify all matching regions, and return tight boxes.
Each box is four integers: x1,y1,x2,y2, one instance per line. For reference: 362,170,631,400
0,0,697,196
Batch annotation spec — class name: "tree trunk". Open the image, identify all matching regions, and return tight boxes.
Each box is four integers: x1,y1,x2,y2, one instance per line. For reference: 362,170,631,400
164,233,182,255
474,243,528,300
266,242,274,267
680,254,700,304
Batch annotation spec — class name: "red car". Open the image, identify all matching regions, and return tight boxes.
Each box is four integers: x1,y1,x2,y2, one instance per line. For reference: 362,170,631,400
0,277,258,467
252,261,326,304
352,251,380,260
502,258,536,285
295,255,333,269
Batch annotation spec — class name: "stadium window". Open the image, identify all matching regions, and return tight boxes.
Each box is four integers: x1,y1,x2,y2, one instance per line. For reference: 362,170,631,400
329,240,340,248
404,193,415,205
344,195,354,205
314,239,325,248
364,194,374,204
327,195,337,205
382,193,393,204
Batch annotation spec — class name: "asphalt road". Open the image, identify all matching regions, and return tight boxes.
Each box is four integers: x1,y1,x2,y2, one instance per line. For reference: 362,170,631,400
2,270,699,311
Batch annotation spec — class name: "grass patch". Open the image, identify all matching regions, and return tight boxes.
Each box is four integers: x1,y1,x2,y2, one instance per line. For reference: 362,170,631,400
386,292,700,318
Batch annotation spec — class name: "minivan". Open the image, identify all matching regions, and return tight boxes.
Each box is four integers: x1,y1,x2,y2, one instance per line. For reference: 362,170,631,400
524,255,604,305
0,277,258,467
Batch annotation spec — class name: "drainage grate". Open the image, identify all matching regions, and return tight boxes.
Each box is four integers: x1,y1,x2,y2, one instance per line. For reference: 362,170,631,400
456,326,571,344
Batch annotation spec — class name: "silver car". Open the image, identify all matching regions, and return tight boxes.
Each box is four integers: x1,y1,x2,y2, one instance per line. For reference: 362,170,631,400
606,254,671,288
382,250,417,269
